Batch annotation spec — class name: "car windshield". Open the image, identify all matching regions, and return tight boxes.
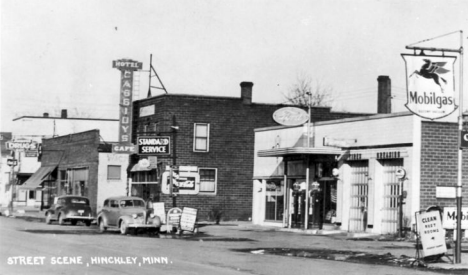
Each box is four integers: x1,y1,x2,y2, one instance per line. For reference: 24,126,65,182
67,198,89,205
119,200,145,208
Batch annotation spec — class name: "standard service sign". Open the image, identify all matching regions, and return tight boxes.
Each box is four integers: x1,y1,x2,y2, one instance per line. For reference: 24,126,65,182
137,136,170,155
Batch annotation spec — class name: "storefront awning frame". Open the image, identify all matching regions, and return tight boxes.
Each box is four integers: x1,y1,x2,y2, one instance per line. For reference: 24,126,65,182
257,147,344,158
20,166,57,190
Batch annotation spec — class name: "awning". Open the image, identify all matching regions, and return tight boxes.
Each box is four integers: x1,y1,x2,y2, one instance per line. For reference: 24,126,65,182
129,162,156,172
258,147,343,158
20,166,56,190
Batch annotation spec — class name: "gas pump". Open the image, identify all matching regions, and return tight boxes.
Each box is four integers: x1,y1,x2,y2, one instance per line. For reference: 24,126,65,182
291,181,306,228
309,181,323,229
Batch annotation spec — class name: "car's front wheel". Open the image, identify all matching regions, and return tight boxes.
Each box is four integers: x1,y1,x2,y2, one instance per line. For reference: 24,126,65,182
120,221,129,235
98,219,107,233
45,212,52,224
58,214,65,226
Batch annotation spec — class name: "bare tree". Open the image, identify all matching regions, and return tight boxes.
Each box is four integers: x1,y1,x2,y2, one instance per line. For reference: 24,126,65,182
283,76,334,107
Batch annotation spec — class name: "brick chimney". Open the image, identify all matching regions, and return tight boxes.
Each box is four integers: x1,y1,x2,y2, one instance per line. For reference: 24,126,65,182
377,76,391,114
61,109,68,118
240,82,253,105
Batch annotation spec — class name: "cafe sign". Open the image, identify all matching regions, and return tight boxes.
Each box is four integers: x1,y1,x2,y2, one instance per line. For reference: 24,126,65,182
273,107,308,126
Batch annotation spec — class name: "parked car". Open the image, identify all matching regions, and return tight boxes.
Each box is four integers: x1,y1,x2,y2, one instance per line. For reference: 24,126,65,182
97,196,162,235
45,195,95,226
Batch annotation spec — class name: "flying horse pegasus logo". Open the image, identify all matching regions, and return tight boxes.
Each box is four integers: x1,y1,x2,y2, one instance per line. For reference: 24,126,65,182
409,59,450,92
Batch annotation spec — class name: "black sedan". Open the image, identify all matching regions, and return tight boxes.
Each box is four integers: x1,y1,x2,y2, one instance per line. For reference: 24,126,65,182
45,196,95,226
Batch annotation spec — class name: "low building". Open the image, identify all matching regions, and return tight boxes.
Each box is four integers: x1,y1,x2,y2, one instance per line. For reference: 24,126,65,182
252,103,467,235
22,130,128,214
2,110,118,210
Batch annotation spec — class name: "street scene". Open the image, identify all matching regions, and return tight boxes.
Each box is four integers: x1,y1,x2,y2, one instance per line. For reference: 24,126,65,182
1,215,467,275
1,1,468,274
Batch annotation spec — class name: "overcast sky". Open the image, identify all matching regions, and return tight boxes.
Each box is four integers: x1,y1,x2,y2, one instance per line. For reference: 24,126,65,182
1,0,467,132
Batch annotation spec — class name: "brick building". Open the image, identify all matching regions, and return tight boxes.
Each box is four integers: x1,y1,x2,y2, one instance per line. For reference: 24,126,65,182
23,130,128,213
130,82,368,221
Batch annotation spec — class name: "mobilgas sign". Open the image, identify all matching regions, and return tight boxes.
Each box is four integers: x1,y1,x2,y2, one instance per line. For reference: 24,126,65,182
137,136,170,155
402,54,457,120
460,130,468,148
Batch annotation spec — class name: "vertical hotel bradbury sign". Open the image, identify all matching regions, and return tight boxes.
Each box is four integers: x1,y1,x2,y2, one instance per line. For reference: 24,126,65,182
402,54,457,120
112,59,142,153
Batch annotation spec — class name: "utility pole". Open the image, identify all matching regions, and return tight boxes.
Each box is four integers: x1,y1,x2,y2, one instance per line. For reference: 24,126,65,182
7,155,18,215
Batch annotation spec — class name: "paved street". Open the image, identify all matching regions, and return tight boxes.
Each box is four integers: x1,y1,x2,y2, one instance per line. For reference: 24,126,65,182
2,216,467,275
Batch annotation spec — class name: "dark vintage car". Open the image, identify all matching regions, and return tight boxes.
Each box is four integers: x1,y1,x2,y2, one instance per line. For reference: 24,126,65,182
45,196,95,226
97,196,162,235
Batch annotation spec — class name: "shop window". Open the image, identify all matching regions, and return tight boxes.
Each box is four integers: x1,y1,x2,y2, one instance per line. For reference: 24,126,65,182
265,180,284,221
58,167,89,197
107,165,121,180
194,123,210,152
199,168,216,194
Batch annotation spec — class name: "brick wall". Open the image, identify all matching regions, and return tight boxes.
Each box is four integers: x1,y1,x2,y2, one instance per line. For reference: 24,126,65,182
42,130,100,212
420,121,468,209
133,94,369,221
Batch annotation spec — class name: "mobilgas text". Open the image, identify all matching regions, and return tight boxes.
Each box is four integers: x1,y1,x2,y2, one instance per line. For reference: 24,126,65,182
408,91,454,109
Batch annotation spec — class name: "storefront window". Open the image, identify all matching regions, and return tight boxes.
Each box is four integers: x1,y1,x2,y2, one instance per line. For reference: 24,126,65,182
265,180,284,221
58,168,89,197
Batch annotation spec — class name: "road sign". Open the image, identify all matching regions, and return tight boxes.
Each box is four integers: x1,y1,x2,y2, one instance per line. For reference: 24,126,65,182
7,159,18,167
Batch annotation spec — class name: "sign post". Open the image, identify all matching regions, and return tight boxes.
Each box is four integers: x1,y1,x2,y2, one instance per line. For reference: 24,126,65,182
404,30,464,263
7,158,18,215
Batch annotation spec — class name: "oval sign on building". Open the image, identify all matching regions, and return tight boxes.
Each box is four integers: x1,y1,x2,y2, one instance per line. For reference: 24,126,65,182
273,107,309,126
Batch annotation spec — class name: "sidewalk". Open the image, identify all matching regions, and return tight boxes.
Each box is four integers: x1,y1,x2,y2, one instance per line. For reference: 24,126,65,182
3,207,468,271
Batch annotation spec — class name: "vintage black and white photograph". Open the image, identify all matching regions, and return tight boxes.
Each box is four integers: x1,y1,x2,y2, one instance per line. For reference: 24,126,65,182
1,1,468,274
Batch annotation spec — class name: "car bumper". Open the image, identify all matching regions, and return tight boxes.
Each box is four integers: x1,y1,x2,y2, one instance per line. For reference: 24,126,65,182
127,223,159,229
66,216,95,221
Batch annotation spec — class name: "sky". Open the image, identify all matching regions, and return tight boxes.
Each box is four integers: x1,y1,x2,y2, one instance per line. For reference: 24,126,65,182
1,0,467,132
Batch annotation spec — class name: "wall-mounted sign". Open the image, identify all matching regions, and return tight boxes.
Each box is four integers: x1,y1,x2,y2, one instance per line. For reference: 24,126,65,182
139,105,155,117
273,107,308,126
436,186,456,199
402,54,457,120
415,210,447,257
112,60,143,70
376,151,401,159
161,166,200,195
180,207,198,232
112,144,136,154
460,130,468,148
5,141,38,151
442,207,468,229
137,136,170,155
323,137,357,148
113,59,142,144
